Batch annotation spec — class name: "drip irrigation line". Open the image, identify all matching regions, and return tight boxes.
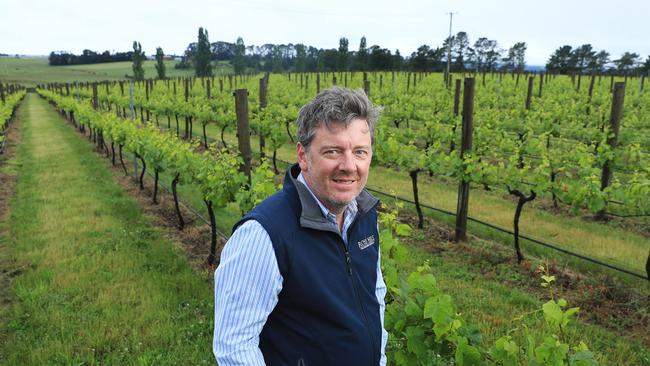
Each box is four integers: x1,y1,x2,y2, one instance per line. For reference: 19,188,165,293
364,186,647,280
605,212,650,219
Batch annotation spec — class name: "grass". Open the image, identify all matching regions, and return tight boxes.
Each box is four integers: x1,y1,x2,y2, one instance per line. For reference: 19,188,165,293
0,57,233,87
0,94,215,364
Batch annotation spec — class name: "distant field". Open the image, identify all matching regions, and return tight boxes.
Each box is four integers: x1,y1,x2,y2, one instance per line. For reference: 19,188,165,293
0,57,233,86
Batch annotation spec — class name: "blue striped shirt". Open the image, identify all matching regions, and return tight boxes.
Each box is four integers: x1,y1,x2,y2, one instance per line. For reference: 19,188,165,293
213,173,388,365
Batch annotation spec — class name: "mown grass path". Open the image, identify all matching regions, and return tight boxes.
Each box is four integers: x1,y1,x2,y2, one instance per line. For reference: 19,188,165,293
0,94,214,365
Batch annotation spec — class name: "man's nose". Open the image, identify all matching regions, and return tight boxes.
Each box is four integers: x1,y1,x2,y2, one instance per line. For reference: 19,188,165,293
338,151,356,172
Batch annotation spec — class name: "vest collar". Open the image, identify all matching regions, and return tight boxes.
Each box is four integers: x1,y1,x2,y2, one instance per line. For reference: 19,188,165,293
285,164,379,232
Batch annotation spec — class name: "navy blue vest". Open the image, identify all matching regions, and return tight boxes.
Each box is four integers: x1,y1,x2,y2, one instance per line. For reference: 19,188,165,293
234,164,382,366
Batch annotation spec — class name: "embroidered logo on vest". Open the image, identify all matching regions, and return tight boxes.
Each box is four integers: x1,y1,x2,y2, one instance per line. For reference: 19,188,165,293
357,235,375,250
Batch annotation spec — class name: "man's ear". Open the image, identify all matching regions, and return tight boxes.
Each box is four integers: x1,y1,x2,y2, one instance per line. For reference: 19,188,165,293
297,142,308,172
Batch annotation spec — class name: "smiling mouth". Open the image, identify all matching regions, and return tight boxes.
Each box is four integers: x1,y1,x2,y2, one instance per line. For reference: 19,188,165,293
333,178,356,185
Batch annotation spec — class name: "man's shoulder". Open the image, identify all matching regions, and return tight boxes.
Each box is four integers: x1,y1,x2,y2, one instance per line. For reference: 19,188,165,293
234,187,298,232
251,187,295,215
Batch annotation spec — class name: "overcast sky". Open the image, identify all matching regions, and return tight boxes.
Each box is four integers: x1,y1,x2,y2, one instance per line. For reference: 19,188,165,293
2,0,649,65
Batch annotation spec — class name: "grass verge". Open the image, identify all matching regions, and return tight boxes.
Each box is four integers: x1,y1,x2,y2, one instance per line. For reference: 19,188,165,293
0,94,214,364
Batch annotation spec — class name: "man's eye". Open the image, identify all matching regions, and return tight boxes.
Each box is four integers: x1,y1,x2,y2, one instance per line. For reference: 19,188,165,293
355,150,368,156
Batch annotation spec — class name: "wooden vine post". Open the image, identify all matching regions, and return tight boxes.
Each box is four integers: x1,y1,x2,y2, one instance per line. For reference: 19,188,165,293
454,77,475,242
92,83,98,110
258,75,268,159
234,89,252,184
588,73,596,101
525,76,534,110
596,82,625,220
129,81,138,181
184,78,190,139
640,74,645,93
449,79,461,152
363,80,370,97
145,80,150,122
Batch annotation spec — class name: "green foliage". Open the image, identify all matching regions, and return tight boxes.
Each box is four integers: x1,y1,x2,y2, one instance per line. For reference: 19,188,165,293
155,47,166,79
236,160,280,214
131,41,145,81
1,90,26,147
380,204,598,366
195,27,213,77
357,36,368,71
233,37,246,75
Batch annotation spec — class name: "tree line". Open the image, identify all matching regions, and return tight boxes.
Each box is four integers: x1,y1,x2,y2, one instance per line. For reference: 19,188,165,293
180,28,650,76
48,49,134,66
545,44,650,75
50,27,650,78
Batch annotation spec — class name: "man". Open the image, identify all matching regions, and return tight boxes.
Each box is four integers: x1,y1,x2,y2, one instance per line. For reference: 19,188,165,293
213,87,387,366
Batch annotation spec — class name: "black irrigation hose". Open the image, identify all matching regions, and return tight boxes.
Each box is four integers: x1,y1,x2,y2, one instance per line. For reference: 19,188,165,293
363,185,647,280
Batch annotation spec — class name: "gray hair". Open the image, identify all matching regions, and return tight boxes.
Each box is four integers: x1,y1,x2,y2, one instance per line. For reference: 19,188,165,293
296,87,380,150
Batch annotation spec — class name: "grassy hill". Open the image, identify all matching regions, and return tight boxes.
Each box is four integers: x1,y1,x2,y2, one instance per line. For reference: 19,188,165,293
0,57,233,87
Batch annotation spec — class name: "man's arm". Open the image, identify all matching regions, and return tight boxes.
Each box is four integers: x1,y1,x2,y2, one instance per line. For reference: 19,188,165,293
213,220,283,365
376,249,388,366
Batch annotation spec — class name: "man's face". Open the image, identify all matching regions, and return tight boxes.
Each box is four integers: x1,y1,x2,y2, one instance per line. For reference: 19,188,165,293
297,118,372,214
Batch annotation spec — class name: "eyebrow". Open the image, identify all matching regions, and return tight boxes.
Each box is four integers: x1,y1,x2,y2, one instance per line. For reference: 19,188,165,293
319,145,371,151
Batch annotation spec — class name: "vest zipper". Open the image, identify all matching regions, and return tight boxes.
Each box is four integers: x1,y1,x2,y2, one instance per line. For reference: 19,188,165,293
339,238,378,366
344,247,352,275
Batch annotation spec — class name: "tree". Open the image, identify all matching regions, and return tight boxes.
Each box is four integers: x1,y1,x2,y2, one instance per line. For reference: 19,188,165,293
642,55,650,74
295,43,306,72
484,43,502,72
272,46,283,73
410,45,444,72
319,49,338,71
393,49,404,70
195,27,213,77
546,45,574,73
155,47,166,79
572,44,596,74
233,37,246,74
589,50,610,73
613,52,641,74
368,46,393,70
452,31,470,72
132,41,145,81
502,42,527,72
471,37,499,72
443,35,454,73
357,36,368,71
338,37,349,71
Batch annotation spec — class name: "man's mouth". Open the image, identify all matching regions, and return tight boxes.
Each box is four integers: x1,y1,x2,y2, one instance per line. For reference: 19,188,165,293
333,178,356,185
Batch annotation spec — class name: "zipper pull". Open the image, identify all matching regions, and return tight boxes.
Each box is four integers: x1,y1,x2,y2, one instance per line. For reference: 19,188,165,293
345,249,352,275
